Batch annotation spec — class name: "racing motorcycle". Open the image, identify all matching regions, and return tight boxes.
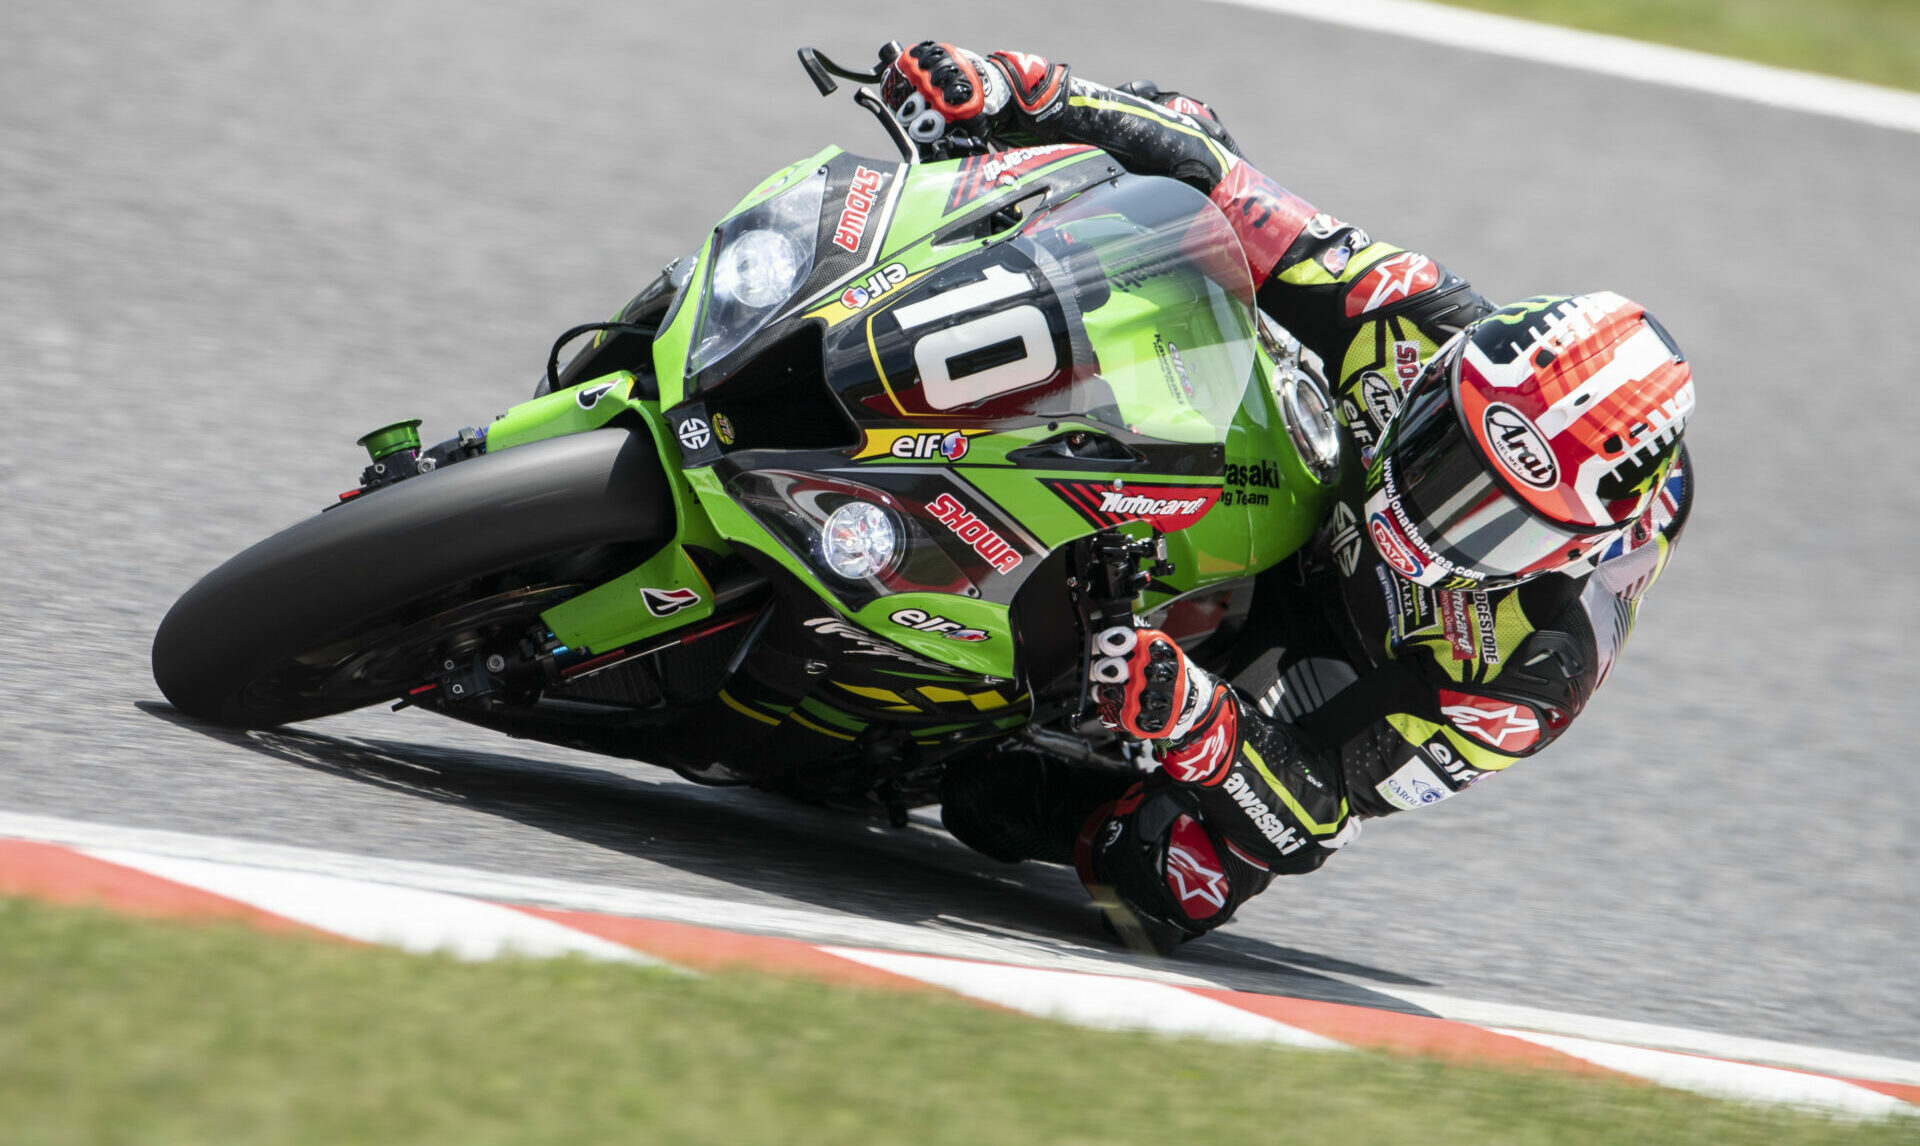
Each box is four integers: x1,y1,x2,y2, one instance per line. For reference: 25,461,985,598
151,44,1346,819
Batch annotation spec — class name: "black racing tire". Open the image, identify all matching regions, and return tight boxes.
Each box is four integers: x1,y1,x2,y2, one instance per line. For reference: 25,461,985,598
152,428,674,728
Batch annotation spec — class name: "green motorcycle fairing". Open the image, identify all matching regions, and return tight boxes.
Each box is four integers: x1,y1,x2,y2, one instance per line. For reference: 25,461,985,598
478,143,1337,730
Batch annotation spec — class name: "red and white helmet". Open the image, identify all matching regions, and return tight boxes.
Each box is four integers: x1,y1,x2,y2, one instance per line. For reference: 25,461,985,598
1364,293,1694,590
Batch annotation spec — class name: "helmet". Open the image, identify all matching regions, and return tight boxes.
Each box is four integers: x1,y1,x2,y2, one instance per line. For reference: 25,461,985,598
1364,293,1694,591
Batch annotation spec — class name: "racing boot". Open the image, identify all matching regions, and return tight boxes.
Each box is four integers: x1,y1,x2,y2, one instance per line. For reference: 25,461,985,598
938,751,1134,865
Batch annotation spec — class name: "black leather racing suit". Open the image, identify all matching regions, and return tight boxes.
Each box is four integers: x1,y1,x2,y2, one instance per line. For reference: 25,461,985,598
937,49,1695,944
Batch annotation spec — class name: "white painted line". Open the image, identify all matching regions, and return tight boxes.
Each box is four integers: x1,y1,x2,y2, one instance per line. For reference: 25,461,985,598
1493,1028,1912,1119
825,947,1344,1049
0,810,1221,986
9,809,1918,1091
1372,988,1920,1089
83,847,656,966
1207,0,1920,135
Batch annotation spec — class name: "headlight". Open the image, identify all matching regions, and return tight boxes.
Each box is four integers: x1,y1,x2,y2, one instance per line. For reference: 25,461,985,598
689,170,827,375
820,500,898,580
1278,367,1340,479
712,229,806,309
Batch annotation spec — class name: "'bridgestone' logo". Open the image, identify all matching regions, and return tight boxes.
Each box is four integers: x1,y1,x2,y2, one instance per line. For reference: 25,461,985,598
1099,491,1209,517
1222,772,1306,855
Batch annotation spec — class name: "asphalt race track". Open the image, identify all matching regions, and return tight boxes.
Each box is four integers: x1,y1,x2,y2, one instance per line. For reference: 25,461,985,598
4,0,1915,1061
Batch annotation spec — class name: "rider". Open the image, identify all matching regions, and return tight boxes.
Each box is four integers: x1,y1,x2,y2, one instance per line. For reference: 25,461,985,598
881,42,1697,953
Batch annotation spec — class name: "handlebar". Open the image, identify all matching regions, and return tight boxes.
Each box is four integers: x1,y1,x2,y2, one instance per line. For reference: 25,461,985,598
797,42,923,163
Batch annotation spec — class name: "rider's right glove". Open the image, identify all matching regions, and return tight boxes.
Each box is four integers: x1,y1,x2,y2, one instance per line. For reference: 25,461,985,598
880,41,995,143
879,41,1070,144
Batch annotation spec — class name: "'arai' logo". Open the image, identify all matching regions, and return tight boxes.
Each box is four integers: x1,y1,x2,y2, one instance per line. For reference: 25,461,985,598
1483,404,1557,490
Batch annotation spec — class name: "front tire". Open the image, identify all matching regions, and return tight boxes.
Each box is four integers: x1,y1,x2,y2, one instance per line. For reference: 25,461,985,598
152,428,674,728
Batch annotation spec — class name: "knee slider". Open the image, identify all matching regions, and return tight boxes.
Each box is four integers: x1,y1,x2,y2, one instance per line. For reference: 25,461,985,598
1077,784,1267,950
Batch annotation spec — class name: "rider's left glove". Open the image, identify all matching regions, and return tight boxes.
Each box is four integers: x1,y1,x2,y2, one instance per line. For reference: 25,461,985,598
879,41,998,143
1089,626,1217,742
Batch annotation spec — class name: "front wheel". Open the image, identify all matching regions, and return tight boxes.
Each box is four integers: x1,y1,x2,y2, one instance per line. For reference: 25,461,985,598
152,428,675,728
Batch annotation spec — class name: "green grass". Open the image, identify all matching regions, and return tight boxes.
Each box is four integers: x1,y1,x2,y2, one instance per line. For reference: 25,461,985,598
0,898,1908,1145
1424,0,1920,91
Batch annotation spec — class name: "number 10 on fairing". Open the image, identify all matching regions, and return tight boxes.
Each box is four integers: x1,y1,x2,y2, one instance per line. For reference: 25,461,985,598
892,265,1060,410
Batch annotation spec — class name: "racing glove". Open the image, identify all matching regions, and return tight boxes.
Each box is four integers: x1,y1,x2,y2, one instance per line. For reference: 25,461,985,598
1089,625,1224,743
878,41,1070,144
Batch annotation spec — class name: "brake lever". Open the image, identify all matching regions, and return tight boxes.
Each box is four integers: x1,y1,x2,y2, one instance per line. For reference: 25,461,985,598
799,44,917,163
797,43,896,93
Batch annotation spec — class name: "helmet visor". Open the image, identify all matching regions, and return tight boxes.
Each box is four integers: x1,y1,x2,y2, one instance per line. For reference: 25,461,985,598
1374,349,1615,587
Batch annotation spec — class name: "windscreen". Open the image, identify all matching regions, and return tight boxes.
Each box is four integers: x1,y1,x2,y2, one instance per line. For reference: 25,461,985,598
815,173,1261,449
1014,174,1258,445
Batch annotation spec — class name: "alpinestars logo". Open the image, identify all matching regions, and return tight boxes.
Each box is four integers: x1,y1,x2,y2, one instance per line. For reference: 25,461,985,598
1345,252,1441,318
833,166,884,253
1438,689,1541,751
641,587,702,617
1163,815,1230,917
1160,703,1236,785
999,51,1049,87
